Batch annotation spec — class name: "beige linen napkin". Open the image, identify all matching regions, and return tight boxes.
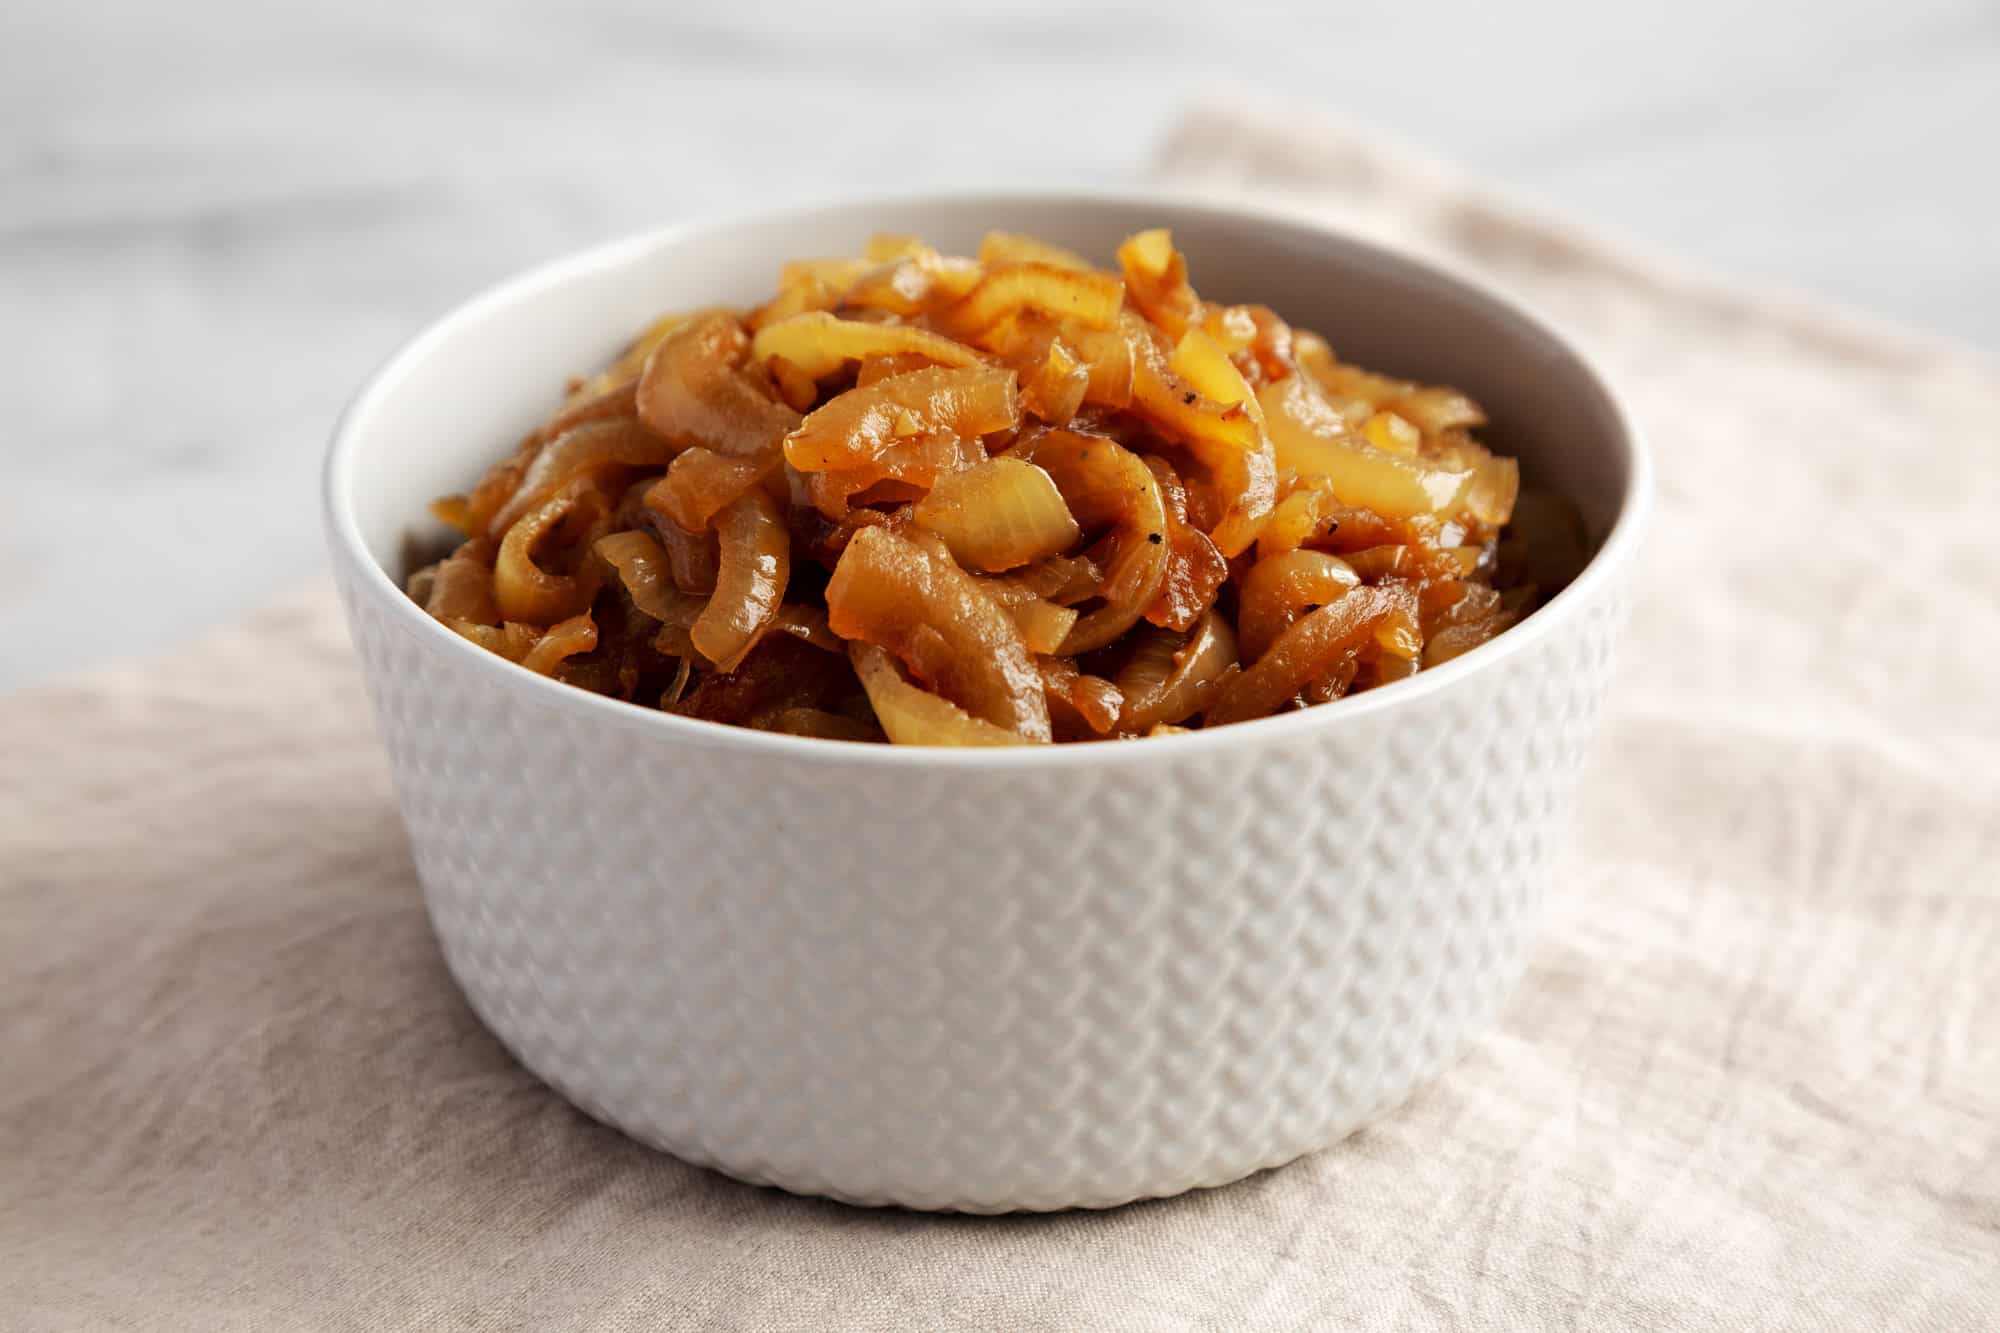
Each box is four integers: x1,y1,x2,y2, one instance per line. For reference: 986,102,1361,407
5,103,1997,1331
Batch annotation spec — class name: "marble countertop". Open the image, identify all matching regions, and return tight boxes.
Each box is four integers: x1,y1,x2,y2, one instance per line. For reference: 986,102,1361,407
4,0,1995,689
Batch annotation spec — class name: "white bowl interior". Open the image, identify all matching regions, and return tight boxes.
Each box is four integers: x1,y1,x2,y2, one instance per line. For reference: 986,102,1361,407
338,193,1636,586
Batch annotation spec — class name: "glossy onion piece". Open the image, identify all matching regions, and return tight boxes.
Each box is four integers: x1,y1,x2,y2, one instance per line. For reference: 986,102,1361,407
493,484,606,624
1462,455,1521,528
982,553,1104,607
1037,656,1124,736
1142,456,1227,632
1021,338,1089,424
912,457,1081,572
938,263,1125,337
1255,484,1337,561
825,525,1051,741
750,312,983,382
645,446,778,533
839,241,985,317
762,603,843,654
803,432,986,519
978,230,1094,271
1013,430,1170,655
999,596,1079,655
1207,585,1416,726
855,351,936,386
592,530,707,626
424,545,501,624
977,313,1090,424
1127,328,1276,557
1067,321,1135,409
1116,610,1240,733
690,488,790,672
1117,229,1202,339
784,364,1020,473
486,419,671,537
1237,549,1362,662
649,512,720,593
1258,376,1472,520
638,312,802,458
850,643,1034,747
519,613,598,676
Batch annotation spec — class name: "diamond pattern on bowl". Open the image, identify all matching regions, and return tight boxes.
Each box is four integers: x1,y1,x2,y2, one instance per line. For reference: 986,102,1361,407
335,564,1625,1212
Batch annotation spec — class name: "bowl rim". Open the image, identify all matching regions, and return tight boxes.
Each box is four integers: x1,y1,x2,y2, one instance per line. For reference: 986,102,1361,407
324,184,1651,769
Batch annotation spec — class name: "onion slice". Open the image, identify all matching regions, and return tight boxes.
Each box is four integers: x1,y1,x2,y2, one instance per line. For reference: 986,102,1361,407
913,456,1081,572
638,312,801,458
851,642,1035,747
691,488,790,672
487,419,671,537
825,525,1051,741
1116,609,1240,733
1258,375,1472,521
1237,549,1362,662
646,446,779,532
1207,585,1417,726
593,530,708,626
1010,430,1171,655
750,312,983,382
784,364,1019,474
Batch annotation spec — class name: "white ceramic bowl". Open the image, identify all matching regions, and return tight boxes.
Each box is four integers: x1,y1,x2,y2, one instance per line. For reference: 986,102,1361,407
325,190,1648,1212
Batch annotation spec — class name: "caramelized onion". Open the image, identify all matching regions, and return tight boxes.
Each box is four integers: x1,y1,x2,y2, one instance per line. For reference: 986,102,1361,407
493,482,607,623
638,312,801,458
419,225,1562,744
646,447,778,533
1141,456,1227,631
850,643,1034,747
444,618,538,662
1237,549,1362,662
1011,430,1171,654
803,431,986,520
1207,585,1417,726
519,613,598,676
825,526,1051,741
751,312,982,381
784,364,1019,474
938,262,1124,336
913,457,1080,572
487,419,671,537
648,513,720,593
999,596,1080,655
593,530,708,626
1129,327,1277,556
1037,656,1124,736
424,545,501,624
978,230,1093,271
1116,229,1201,339
1116,610,1240,733
1259,376,1472,520
690,488,789,672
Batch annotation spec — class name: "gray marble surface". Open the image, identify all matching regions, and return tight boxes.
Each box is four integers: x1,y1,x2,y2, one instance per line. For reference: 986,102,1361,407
4,0,1995,690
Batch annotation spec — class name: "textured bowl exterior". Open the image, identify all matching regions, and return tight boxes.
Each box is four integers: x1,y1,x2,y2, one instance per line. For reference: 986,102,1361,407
332,561,1625,1211
325,190,1646,1211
